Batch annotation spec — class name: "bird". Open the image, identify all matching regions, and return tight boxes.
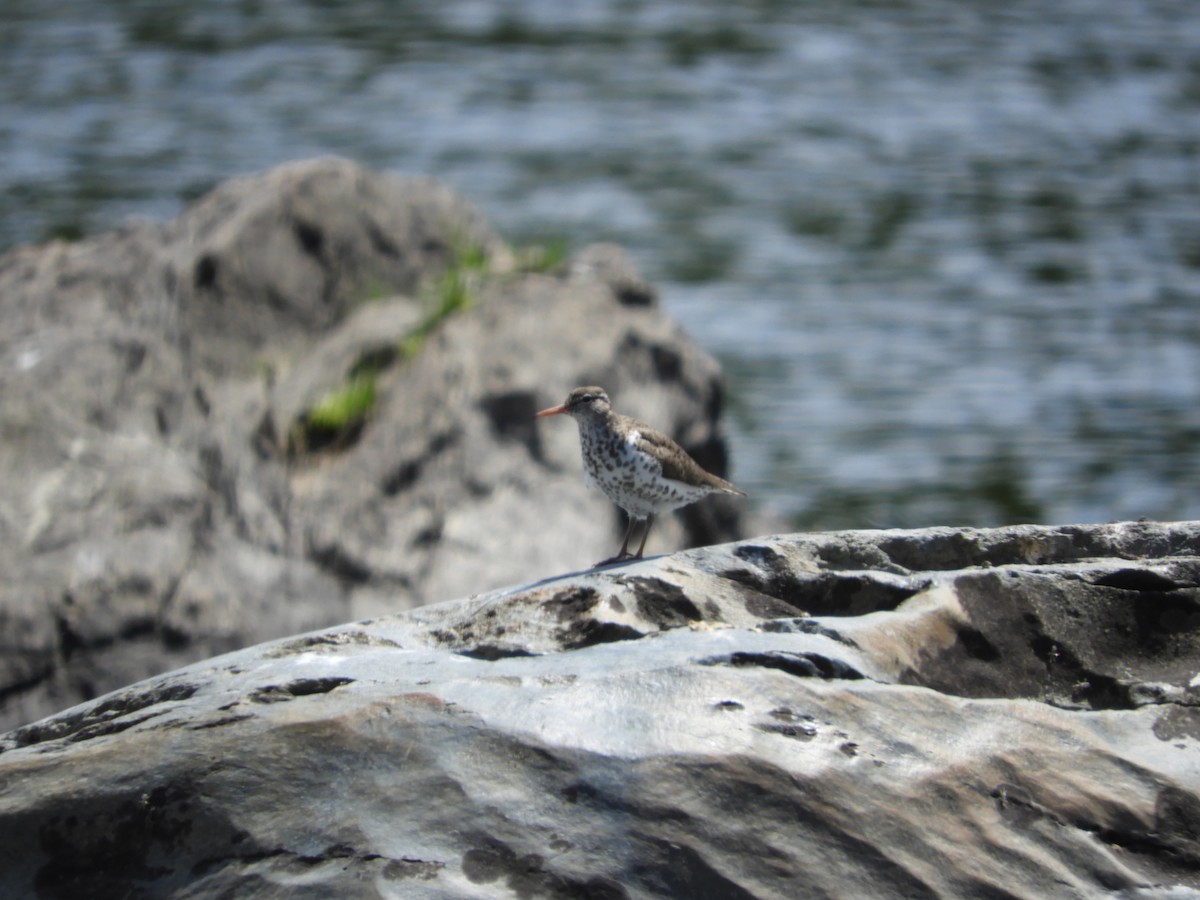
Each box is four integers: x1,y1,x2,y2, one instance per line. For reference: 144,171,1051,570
536,386,745,566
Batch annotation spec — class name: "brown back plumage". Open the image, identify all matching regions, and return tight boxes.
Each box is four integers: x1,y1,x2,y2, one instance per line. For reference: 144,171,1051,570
620,414,745,495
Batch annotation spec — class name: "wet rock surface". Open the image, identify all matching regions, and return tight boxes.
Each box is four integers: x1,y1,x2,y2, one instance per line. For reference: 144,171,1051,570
1,521,1198,898
0,157,743,731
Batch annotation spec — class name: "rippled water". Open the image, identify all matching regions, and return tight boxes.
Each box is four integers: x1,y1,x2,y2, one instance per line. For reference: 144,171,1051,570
3,0,1199,528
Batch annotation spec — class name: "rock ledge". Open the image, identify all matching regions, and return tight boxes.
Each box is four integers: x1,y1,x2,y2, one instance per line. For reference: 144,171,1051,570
1,521,1199,899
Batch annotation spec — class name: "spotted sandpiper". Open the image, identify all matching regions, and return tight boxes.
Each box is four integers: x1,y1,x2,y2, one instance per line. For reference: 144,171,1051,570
536,386,745,565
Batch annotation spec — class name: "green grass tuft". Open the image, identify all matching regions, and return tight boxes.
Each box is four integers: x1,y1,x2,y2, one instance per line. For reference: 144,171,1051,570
400,246,482,358
516,236,571,273
306,374,377,432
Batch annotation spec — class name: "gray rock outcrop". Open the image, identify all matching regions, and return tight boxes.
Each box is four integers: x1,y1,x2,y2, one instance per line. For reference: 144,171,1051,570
1,521,1198,898
0,158,743,731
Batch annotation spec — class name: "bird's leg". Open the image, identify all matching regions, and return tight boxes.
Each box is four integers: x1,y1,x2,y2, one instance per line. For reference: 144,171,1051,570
633,514,654,558
617,515,636,558
594,515,640,567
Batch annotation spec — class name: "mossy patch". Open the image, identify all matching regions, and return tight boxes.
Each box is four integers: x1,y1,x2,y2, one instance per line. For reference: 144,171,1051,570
289,373,378,458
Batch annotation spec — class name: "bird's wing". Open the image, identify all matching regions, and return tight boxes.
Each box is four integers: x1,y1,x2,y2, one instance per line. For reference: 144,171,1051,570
632,425,734,491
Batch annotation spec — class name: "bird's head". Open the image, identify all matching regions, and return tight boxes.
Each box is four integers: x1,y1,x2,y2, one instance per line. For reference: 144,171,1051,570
535,386,613,422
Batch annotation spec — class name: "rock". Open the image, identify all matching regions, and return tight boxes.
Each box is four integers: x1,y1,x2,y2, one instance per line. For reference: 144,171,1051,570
0,157,745,731
166,160,507,374
0,521,1197,898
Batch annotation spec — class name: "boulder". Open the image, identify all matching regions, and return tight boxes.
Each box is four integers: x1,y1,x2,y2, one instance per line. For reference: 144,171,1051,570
0,521,1197,898
0,157,744,731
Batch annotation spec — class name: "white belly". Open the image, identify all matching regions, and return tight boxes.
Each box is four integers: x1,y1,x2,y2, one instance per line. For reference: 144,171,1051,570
579,426,710,518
